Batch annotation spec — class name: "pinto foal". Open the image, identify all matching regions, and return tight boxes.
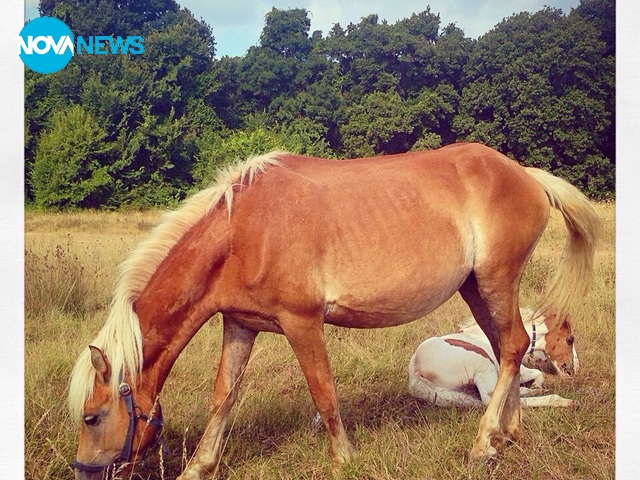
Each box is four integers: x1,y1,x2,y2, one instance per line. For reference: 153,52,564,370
409,308,577,408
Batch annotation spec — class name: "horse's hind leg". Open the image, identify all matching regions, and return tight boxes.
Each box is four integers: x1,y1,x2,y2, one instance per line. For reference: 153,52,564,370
459,273,530,459
279,313,355,468
178,318,257,480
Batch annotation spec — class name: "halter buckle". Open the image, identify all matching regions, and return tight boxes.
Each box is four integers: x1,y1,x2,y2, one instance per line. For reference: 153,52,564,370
119,382,132,397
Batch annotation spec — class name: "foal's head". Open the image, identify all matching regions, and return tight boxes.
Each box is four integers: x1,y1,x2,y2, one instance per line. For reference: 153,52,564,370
71,346,163,479
524,313,578,376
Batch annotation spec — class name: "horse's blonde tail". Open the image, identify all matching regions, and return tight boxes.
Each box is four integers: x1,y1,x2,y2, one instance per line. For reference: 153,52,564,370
525,167,600,322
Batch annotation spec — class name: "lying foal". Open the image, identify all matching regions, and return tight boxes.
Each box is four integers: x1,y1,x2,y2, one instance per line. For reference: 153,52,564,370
408,308,577,408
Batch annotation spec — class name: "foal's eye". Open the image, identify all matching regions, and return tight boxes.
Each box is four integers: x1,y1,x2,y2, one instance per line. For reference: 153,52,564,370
83,414,100,426
566,335,575,346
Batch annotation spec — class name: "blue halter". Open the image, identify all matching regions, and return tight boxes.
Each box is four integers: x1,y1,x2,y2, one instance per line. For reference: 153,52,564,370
528,322,537,355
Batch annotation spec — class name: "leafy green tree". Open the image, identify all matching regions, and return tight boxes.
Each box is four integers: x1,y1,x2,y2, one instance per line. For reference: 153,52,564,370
109,105,194,207
454,7,614,197
432,23,474,91
316,9,469,154
410,83,459,147
31,105,113,208
192,113,330,188
269,74,345,151
573,0,615,170
27,1,220,208
260,7,312,59
238,8,313,111
574,0,615,56
39,0,180,37
26,1,615,207
394,9,448,93
322,9,447,98
206,56,243,128
341,91,415,157
323,14,402,96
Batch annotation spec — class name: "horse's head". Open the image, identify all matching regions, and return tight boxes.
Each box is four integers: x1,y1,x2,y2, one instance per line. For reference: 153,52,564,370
523,314,578,377
72,346,163,479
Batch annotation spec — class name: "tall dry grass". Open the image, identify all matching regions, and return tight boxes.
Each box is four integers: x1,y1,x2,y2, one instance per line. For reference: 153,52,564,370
24,203,614,479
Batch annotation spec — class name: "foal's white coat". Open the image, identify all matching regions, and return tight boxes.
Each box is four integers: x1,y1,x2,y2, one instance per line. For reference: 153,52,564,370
409,308,576,408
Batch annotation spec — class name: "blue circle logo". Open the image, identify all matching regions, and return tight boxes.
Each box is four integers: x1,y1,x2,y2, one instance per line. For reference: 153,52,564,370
19,17,74,74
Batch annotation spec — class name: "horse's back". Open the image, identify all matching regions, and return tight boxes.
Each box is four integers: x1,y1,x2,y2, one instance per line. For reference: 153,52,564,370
259,143,550,235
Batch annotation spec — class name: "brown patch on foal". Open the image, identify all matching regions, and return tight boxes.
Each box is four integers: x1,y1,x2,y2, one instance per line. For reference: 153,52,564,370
445,338,495,364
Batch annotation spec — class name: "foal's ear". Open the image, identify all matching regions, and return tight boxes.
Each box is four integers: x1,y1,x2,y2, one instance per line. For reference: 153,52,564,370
89,345,111,385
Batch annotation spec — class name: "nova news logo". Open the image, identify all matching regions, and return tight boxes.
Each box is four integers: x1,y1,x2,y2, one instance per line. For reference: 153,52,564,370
19,16,144,74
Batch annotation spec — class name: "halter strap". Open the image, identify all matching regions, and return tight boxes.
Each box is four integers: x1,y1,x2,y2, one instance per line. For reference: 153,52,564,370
119,381,137,462
528,322,537,355
72,378,165,474
71,462,111,474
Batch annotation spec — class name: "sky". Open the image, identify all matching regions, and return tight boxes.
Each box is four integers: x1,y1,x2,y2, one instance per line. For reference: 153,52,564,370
24,0,582,58
176,0,582,57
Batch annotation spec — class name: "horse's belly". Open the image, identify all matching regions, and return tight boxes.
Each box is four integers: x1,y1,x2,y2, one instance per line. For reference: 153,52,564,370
324,299,448,328
323,269,469,328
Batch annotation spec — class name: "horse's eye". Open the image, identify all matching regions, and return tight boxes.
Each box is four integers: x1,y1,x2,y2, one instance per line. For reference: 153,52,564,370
83,414,100,426
566,335,575,346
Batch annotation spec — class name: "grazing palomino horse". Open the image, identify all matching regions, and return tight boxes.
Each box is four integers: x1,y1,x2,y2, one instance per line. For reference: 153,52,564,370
408,307,578,408
68,143,598,479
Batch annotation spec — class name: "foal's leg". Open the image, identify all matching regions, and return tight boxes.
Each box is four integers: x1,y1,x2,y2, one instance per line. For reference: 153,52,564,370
520,365,545,389
459,274,529,459
520,394,574,407
473,368,499,406
279,314,355,467
178,318,257,480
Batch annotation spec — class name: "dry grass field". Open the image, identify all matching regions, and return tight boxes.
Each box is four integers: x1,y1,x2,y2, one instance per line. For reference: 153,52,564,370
25,203,614,480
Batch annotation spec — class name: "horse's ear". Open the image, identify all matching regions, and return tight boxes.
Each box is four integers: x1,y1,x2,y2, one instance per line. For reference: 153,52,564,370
89,345,111,385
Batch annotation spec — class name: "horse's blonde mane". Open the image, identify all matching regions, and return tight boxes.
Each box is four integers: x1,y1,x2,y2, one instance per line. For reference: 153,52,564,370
68,151,285,421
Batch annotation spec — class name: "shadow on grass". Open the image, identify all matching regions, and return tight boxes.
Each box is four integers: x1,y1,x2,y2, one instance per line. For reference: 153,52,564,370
138,380,484,479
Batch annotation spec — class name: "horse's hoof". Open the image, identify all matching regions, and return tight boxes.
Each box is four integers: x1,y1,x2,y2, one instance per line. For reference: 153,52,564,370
470,432,504,461
470,443,498,462
330,450,356,478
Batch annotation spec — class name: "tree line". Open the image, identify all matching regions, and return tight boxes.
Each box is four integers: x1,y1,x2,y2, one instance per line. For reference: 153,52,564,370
25,0,615,209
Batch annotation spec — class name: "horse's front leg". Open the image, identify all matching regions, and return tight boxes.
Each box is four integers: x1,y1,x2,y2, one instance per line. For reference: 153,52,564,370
178,318,257,480
280,313,355,469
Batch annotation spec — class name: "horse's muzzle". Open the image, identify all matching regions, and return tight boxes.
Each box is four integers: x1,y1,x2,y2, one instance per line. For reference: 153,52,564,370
74,458,135,480
552,359,575,377
75,470,103,480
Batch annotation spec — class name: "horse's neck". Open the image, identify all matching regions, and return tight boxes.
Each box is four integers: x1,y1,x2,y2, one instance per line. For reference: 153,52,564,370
136,302,213,396
132,215,229,396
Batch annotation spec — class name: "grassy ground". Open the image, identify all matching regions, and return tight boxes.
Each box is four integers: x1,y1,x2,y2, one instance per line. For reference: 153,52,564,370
25,203,614,479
